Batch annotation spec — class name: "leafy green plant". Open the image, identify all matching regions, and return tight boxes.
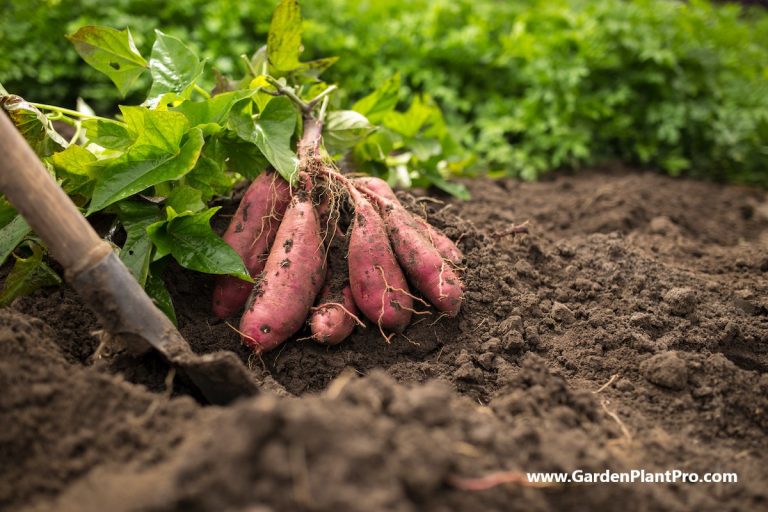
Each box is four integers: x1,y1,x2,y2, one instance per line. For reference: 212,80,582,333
0,0,465,315
299,0,768,183
3,0,766,183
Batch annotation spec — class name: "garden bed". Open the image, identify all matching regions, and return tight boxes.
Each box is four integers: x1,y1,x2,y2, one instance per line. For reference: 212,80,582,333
2,167,767,511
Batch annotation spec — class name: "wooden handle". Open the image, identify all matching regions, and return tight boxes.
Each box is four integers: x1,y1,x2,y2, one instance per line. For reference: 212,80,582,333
0,110,109,273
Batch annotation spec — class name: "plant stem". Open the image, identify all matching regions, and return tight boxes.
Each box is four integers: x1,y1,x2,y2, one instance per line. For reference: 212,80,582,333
193,84,211,100
68,122,82,145
317,96,330,125
299,112,324,158
240,54,259,78
307,85,337,110
265,76,310,112
46,112,76,127
29,102,110,122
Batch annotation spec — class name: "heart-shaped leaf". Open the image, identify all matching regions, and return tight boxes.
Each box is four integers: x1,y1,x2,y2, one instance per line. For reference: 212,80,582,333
147,30,205,106
67,26,148,96
229,96,298,182
267,0,302,73
88,128,204,214
0,242,61,307
147,207,251,281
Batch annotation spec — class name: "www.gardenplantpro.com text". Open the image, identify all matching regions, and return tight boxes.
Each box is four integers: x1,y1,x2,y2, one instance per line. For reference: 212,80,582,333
527,470,738,484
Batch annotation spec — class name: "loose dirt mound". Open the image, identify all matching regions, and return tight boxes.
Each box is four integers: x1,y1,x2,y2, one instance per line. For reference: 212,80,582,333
2,168,767,511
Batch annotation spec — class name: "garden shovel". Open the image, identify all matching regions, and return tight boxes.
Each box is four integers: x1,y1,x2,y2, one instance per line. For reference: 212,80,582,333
0,110,258,405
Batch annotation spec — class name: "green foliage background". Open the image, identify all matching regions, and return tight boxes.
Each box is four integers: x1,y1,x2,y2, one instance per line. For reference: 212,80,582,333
2,0,767,183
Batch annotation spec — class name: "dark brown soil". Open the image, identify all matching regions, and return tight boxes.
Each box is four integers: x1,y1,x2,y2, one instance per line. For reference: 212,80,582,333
2,167,767,512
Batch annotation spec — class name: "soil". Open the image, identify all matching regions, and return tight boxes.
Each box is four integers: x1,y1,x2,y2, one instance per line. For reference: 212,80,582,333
2,167,767,512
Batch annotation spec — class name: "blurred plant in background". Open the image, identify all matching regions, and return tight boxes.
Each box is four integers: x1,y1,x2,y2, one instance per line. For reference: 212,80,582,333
0,0,274,110
1,0,767,184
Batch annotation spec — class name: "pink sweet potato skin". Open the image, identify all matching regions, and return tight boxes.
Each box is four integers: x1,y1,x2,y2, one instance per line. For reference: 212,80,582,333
212,172,291,319
355,177,462,264
212,276,253,319
348,193,413,331
239,195,326,353
311,283,358,345
382,201,464,316
354,177,398,201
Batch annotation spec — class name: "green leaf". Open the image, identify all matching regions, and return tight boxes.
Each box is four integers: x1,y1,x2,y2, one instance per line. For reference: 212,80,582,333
247,75,278,112
0,216,31,267
215,134,269,181
0,243,61,306
81,118,134,150
0,199,16,229
88,128,204,214
249,46,268,76
147,207,251,280
51,144,96,176
187,136,239,200
354,130,396,163
432,179,470,201
120,107,188,152
294,57,339,79
51,145,97,195
662,155,691,175
425,172,471,200
147,30,205,106
0,95,67,157
267,0,303,72
113,201,162,286
324,110,375,154
229,96,298,182
66,26,147,96
0,83,8,96
353,73,401,123
166,185,205,214
173,90,250,131
408,137,442,161
383,96,432,139
145,269,177,326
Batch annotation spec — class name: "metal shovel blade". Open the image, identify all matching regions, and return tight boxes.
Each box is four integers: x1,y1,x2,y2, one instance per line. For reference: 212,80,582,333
71,251,259,404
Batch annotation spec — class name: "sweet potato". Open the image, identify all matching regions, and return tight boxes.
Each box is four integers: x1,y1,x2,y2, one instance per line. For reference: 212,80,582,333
310,278,359,345
376,196,463,316
310,236,359,344
212,171,291,318
239,194,326,353
354,177,462,264
347,189,413,332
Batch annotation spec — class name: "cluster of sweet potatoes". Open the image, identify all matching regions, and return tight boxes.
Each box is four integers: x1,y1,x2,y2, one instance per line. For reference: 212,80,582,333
212,118,464,354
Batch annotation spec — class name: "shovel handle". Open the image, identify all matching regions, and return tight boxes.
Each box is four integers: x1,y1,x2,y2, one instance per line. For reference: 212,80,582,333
0,110,110,273
0,109,259,404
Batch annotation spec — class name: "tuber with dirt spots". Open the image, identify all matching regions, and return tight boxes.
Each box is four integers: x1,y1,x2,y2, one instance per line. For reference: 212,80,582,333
373,193,464,316
310,274,360,345
238,192,326,353
346,186,414,332
309,236,361,345
212,171,291,319
354,177,463,264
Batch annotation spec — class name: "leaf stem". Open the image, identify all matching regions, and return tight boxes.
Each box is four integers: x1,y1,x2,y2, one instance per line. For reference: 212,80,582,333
68,122,82,145
193,84,211,100
29,102,110,122
317,95,330,125
264,76,310,112
307,85,337,110
46,112,76,127
240,54,259,78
